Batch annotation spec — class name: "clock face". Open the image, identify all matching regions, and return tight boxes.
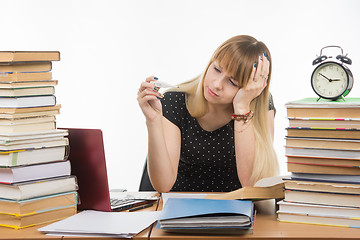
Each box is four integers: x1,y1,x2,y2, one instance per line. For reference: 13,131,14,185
311,62,348,99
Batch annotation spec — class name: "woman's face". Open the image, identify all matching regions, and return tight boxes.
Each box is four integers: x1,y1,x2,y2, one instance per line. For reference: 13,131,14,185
203,61,240,106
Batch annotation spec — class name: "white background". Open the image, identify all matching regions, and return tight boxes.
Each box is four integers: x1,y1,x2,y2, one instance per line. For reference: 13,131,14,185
1,0,360,191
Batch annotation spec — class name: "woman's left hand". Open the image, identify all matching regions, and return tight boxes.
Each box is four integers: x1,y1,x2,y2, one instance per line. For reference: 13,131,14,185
233,53,270,113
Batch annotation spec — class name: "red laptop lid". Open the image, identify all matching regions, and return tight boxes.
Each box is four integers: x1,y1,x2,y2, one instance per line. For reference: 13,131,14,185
62,128,111,212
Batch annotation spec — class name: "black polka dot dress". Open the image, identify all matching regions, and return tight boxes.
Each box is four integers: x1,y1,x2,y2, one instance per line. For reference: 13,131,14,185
161,91,241,192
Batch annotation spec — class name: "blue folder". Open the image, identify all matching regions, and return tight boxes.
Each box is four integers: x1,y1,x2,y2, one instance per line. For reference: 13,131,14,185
158,198,254,234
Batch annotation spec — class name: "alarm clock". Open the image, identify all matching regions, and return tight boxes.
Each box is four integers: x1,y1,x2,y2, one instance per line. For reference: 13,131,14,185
311,46,354,100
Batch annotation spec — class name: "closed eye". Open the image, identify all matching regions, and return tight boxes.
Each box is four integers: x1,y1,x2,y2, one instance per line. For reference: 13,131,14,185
229,79,238,87
214,66,221,73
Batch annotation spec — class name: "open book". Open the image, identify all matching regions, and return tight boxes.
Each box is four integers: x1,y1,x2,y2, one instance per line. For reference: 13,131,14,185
205,176,285,200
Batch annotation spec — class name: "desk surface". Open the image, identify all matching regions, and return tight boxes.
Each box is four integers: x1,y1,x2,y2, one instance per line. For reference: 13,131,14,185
1,196,360,240
0,223,60,240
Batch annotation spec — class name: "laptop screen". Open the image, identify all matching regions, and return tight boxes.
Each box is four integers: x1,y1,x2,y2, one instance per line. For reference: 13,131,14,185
62,128,111,212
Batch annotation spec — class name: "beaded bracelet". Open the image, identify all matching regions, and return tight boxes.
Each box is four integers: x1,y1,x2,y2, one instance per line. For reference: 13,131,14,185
230,110,254,123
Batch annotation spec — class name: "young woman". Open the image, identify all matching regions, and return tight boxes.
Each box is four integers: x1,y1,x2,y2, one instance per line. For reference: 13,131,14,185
137,35,279,193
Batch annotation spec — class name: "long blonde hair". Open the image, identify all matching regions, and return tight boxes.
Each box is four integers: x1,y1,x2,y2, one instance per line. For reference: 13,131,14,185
175,35,279,185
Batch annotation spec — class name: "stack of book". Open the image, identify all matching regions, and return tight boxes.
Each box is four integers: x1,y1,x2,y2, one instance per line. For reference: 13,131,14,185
0,51,77,230
278,97,360,228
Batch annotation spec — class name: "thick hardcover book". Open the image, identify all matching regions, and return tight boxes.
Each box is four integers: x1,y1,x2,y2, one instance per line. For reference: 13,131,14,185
286,156,360,168
283,179,360,194
286,98,360,107
285,137,360,150
284,189,360,208
0,129,67,143
287,161,360,175
0,115,55,126
0,95,56,108
0,145,69,167
287,172,360,184
0,80,58,89
286,127,360,139
288,117,360,129
0,51,60,62
0,109,59,119
277,200,360,218
277,211,360,228
158,198,253,234
285,146,360,159
0,86,55,97
0,205,76,229
0,104,60,114
0,160,71,184
285,98,360,118
0,137,68,151
0,191,77,216
0,121,55,134
0,176,77,201
0,72,52,82
0,62,52,73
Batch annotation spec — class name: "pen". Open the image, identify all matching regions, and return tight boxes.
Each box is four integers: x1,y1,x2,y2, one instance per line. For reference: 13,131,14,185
129,202,155,212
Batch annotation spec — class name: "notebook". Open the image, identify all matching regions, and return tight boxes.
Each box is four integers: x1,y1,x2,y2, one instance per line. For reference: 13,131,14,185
62,128,157,212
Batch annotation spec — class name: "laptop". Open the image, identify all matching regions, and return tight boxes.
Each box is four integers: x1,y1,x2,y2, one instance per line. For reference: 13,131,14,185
62,128,157,212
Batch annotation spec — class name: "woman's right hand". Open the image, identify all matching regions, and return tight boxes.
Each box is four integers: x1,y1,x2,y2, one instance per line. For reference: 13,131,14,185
137,76,164,122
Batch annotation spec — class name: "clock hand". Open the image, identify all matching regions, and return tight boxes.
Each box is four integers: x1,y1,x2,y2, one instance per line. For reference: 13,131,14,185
319,73,331,82
319,73,341,82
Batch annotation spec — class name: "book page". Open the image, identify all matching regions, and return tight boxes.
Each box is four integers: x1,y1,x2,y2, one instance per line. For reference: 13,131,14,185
254,176,285,187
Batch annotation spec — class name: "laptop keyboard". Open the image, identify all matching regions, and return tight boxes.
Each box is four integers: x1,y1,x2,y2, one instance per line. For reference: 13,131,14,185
109,192,159,211
110,198,136,208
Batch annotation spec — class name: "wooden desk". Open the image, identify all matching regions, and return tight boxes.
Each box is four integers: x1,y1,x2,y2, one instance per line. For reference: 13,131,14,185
0,223,61,240
1,197,360,239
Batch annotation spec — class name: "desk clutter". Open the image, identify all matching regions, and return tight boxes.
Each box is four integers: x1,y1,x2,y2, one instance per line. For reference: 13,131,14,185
38,195,254,237
279,98,360,228
0,51,77,230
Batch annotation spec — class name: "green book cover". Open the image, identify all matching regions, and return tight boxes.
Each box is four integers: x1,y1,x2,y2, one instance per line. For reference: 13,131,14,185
285,98,360,108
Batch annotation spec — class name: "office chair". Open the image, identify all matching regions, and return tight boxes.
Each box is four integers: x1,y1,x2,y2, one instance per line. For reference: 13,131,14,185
138,158,155,191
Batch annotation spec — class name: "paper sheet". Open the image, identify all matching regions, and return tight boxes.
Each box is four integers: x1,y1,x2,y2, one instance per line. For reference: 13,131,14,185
38,210,160,238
